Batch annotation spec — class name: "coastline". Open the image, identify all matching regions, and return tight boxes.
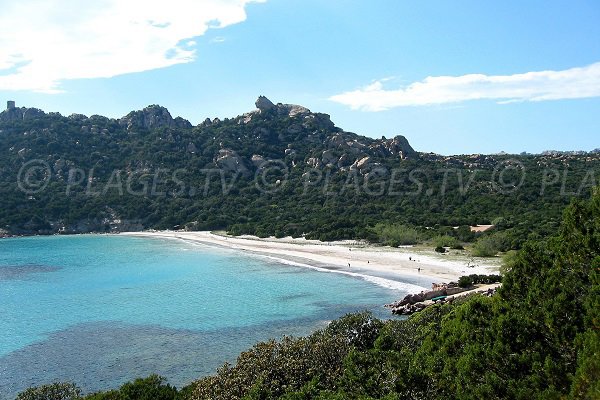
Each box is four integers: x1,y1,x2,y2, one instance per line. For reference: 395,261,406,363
122,231,501,292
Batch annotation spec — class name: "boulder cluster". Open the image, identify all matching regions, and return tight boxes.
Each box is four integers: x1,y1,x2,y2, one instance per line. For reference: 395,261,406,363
119,105,192,131
0,101,45,122
386,282,499,315
386,282,467,315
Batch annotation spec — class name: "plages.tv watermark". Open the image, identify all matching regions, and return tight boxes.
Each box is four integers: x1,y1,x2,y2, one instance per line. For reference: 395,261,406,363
16,159,290,197
15,158,599,197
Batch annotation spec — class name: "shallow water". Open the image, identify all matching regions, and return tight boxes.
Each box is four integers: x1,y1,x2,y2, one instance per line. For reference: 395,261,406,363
0,235,406,398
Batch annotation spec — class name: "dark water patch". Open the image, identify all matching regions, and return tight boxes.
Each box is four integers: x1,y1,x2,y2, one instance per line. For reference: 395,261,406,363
310,300,390,320
0,264,62,281
273,268,311,275
277,292,312,302
0,316,329,399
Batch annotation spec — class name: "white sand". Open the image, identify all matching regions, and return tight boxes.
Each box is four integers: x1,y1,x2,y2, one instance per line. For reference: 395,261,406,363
122,231,500,293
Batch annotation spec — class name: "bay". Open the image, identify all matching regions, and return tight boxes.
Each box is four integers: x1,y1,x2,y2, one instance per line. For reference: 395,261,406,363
0,235,405,398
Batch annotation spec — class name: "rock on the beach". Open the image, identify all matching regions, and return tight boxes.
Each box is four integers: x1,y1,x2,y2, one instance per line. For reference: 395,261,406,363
386,281,473,315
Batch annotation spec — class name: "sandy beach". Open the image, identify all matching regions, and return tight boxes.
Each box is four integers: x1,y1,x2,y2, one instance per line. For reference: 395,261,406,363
123,231,501,292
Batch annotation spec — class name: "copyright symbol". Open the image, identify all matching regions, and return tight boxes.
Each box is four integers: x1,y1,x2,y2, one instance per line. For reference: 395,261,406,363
492,159,525,194
17,159,51,194
255,160,289,194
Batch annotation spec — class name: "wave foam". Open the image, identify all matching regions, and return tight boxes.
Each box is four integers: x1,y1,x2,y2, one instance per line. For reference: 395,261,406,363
259,255,427,293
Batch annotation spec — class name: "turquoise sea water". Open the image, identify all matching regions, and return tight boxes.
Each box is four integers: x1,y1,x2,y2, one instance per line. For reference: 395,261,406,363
0,235,408,398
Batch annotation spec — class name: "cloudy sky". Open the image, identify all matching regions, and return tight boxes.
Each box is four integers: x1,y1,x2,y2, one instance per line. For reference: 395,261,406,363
1,0,598,154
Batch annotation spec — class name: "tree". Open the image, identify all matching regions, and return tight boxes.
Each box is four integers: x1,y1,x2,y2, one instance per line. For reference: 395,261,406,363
16,382,81,400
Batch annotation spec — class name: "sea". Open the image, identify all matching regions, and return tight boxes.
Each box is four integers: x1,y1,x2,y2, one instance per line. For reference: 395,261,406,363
0,235,419,398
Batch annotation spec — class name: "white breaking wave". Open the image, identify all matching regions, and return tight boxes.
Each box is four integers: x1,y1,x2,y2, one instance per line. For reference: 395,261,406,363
258,255,427,293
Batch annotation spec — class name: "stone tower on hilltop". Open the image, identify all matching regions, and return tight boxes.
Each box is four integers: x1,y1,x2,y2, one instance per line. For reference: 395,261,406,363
7,101,15,110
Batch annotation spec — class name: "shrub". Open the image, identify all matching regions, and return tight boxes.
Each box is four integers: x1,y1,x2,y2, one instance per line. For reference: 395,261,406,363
371,223,421,246
458,275,474,288
84,375,177,400
432,235,460,249
16,383,81,400
471,236,498,257
458,274,502,288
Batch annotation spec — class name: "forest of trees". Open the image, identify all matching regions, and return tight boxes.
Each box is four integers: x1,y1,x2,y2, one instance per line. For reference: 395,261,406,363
16,189,600,399
1,104,599,253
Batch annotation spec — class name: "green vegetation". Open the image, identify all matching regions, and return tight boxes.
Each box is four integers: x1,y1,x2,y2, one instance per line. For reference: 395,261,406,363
434,245,446,253
16,382,81,400
84,376,181,400
1,104,598,249
471,236,499,257
370,223,421,246
16,376,186,400
432,234,461,249
457,273,502,288
471,230,512,257
17,189,600,399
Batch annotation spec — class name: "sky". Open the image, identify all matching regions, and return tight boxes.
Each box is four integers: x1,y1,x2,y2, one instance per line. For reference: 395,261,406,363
0,0,599,155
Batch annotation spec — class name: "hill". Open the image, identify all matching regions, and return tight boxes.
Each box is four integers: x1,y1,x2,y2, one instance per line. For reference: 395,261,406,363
1,97,598,249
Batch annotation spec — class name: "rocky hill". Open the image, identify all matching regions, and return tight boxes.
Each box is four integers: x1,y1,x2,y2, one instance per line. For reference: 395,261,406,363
0,97,598,242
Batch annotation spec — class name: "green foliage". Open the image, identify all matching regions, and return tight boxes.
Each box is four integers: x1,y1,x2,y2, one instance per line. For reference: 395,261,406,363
191,312,381,400
434,246,447,253
471,236,498,257
458,275,474,288
16,382,81,400
455,226,477,243
501,249,519,274
457,273,502,288
17,375,181,400
109,375,178,400
570,258,600,399
432,234,460,249
371,223,421,246
471,231,513,257
1,105,595,244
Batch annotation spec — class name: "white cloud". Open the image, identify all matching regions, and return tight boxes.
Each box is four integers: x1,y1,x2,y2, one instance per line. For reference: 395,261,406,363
0,0,264,93
330,62,600,111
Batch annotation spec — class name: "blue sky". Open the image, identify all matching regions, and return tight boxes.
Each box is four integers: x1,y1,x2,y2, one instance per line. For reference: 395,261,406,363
1,0,599,154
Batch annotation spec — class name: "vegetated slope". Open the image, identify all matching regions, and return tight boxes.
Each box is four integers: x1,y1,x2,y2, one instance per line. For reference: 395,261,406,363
1,97,598,247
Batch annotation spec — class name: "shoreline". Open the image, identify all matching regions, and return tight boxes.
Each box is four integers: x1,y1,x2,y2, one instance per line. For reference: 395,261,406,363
122,231,501,293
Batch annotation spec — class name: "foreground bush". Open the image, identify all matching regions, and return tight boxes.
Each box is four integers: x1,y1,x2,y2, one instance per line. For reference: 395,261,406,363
16,383,81,400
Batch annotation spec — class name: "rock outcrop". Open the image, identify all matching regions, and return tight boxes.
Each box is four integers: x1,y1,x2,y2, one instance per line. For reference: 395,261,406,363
187,142,198,153
215,149,249,174
251,154,267,168
386,282,499,315
119,105,192,131
385,282,463,315
255,96,276,112
383,135,416,158
0,105,46,123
